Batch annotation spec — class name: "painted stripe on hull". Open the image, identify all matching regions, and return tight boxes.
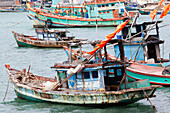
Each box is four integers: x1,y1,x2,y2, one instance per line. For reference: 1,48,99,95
16,40,35,47
126,70,170,86
29,9,126,27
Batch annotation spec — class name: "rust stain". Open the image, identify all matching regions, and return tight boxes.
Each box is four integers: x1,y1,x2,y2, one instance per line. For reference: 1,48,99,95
63,95,66,101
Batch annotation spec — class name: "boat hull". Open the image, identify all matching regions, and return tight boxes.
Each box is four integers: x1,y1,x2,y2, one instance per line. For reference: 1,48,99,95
29,8,129,28
126,63,170,86
13,83,157,106
12,31,82,48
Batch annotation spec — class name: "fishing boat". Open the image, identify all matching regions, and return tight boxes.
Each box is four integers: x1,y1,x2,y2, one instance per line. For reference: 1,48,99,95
125,2,146,11
0,7,27,12
12,28,87,48
5,39,161,107
113,21,170,65
63,21,169,66
27,0,131,28
126,62,170,86
5,20,161,107
138,2,170,15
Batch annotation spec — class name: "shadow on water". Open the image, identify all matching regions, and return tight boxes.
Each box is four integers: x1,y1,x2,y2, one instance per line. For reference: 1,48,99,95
1,98,157,113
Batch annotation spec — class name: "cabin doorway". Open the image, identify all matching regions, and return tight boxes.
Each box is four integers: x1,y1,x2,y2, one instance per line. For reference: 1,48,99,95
147,44,157,63
104,67,124,91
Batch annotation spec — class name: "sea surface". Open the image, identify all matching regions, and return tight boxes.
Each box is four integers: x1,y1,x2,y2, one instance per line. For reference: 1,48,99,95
0,12,170,113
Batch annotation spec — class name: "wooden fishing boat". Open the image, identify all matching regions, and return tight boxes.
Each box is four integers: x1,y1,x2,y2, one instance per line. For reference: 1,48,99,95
27,0,131,28
5,39,161,107
12,29,87,48
125,2,146,11
138,2,170,15
113,21,170,65
126,63,170,86
0,6,27,12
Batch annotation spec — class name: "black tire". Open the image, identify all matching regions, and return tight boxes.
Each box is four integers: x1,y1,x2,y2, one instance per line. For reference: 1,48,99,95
162,65,170,75
45,19,52,27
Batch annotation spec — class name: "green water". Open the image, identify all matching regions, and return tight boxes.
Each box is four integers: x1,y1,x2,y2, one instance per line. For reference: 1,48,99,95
0,12,170,113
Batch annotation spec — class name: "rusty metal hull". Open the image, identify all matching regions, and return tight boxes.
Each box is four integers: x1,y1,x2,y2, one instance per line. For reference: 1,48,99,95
12,82,158,106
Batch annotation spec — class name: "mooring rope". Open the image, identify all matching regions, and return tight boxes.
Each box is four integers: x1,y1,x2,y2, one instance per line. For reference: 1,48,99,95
3,78,10,102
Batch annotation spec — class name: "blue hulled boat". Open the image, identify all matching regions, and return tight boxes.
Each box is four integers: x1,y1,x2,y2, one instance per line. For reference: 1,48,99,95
27,0,131,28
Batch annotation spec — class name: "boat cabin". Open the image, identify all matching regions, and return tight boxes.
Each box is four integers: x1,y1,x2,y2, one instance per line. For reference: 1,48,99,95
53,40,128,91
114,21,165,63
51,0,127,19
35,28,75,41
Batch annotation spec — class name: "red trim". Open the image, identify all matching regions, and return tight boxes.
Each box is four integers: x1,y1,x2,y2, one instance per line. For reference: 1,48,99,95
126,67,170,78
29,7,127,21
30,14,123,27
127,75,170,86
56,6,83,8
86,0,125,5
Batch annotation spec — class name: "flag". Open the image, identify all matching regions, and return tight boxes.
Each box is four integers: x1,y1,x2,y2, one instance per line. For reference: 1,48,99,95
149,9,158,20
86,20,130,55
86,47,100,55
158,0,164,6
160,4,170,18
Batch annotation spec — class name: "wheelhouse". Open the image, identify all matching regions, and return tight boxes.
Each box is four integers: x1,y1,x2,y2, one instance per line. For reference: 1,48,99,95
114,21,165,63
35,28,75,41
53,40,128,91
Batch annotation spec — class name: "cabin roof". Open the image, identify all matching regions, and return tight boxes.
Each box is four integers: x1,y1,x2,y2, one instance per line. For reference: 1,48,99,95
35,29,70,34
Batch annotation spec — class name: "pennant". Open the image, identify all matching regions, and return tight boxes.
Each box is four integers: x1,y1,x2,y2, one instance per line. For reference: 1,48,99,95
86,47,100,55
106,32,117,40
115,20,130,33
149,9,158,20
160,4,170,18
158,0,164,6
86,20,130,55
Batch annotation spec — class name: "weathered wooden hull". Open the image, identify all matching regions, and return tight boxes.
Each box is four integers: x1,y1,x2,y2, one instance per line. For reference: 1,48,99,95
126,63,170,86
6,65,160,106
12,82,158,106
28,8,129,28
12,32,80,48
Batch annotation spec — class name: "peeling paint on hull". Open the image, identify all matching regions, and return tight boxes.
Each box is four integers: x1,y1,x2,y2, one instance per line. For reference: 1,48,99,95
13,84,156,106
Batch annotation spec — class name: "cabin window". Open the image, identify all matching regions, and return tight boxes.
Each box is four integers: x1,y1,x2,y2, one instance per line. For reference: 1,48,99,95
102,5,105,7
37,34,43,39
111,4,115,6
77,73,82,79
43,33,48,38
106,4,109,7
103,11,106,14
99,11,102,14
84,72,90,79
109,69,115,77
92,71,98,78
117,69,122,76
98,5,101,7
107,11,109,13
90,6,94,10
51,33,55,38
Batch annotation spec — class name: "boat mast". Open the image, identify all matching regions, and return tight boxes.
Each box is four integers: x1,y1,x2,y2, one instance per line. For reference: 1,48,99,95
95,0,98,40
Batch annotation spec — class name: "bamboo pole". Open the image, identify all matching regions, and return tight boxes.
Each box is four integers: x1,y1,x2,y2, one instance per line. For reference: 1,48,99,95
143,90,156,109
